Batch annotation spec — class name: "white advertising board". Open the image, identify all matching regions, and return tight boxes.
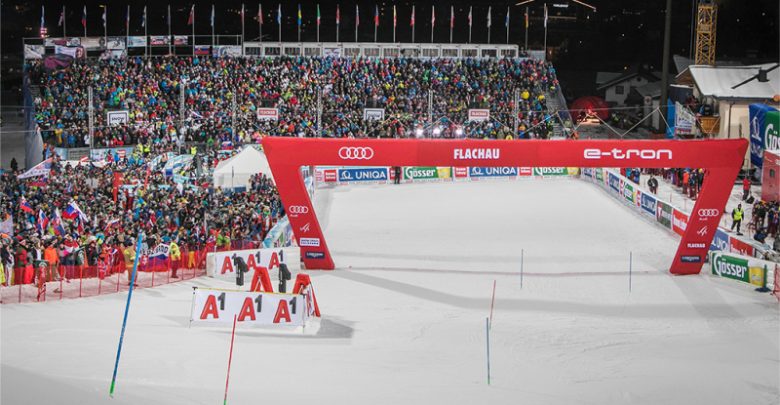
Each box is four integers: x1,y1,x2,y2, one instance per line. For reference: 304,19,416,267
190,288,313,326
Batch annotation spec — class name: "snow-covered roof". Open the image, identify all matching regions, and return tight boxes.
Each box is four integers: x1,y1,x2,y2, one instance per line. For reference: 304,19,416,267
689,64,780,100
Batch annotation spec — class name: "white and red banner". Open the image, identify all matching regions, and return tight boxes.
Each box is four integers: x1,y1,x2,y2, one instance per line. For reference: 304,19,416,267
190,288,314,326
467,109,490,122
206,247,300,278
256,108,279,121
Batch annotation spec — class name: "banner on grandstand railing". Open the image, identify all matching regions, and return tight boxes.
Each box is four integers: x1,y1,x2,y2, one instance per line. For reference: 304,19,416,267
709,251,774,289
17,158,53,179
206,247,300,278
467,109,490,122
106,37,126,50
89,147,134,162
338,167,389,182
44,37,81,47
24,45,44,59
127,36,148,47
190,288,312,326
54,45,85,59
150,36,170,46
363,108,385,121
173,36,189,45
672,208,688,236
257,108,279,121
213,46,242,57
532,167,578,177
468,167,518,178
675,102,695,136
194,46,211,55
79,37,101,49
106,110,129,126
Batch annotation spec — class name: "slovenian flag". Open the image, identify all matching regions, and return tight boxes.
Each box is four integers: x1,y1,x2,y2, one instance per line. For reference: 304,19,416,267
20,197,33,214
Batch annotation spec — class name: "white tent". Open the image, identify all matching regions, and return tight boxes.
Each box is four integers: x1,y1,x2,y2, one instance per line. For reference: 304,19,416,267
212,147,274,190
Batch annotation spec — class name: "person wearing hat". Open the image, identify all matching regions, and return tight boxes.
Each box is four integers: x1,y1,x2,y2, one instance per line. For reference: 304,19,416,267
731,204,745,236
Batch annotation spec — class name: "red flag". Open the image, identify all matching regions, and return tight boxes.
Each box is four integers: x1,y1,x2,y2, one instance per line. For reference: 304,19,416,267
450,6,454,28
374,5,379,27
336,4,340,24
188,5,194,25
410,5,415,26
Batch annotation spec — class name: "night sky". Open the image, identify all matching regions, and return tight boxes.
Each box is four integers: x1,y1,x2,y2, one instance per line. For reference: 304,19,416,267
1,0,778,99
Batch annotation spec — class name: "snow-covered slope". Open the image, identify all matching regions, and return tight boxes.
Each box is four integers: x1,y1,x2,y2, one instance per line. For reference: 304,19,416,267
2,179,778,405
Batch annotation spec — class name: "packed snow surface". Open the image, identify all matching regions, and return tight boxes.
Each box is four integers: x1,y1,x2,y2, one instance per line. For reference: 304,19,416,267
2,179,778,404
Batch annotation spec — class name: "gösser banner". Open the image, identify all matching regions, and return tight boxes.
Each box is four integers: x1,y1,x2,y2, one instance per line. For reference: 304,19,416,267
710,251,775,289
206,247,300,279
262,138,747,274
190,288,314,326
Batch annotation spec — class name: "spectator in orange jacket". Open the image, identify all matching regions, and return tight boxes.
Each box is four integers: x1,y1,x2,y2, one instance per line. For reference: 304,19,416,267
44,241,60,281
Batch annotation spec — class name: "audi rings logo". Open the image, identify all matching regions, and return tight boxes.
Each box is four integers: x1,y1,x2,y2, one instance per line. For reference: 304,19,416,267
697,209,720,218
339,147,375,160
288,205,309,214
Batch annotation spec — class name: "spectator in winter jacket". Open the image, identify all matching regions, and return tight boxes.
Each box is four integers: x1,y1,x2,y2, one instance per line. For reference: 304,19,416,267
742,177,751,201
647,175,658,195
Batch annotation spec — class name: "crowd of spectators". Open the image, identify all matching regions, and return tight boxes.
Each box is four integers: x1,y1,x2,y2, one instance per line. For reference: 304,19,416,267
0,147,283,287
28,55,560,149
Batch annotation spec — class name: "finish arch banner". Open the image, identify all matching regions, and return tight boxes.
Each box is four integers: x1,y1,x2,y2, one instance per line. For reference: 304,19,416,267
262,138,747,275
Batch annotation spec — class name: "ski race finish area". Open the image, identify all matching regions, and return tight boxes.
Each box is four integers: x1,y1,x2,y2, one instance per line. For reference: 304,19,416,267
263,138,748,274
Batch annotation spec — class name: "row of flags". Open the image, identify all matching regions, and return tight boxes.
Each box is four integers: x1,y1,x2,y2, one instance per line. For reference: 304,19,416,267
44,4,546,43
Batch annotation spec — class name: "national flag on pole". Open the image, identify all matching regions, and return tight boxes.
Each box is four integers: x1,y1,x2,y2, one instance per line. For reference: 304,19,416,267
212,4,216,27
468,7,472,27
297,4,301,26
316,4,320,26
126,5,130,27
82,6,87,28
393,5,396,27
52,209,66,236
58,6,64,27
63,201,88,223
276,4,281,24
258,3,263,24
355,5,359,27
374,5,379,27
410,5,415,26
544,3,548,28
142,6,146,27
487,6,491,27
19,198,33,214
431,5,435,27
102,6,106,28
336,4,340,25
188,5,194,25
525,8,529,29
40,6,45,30
505,6,510,28
450,6,454,28
37,210,49,234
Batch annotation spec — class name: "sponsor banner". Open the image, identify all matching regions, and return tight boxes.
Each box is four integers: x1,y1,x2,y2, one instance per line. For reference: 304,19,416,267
213,45,242,57
45,37,81,47
305,251,326,259
710,228,730,252
729,237,755,257
403,166,451,181
89,147,134,161
640,192,657,216
749,104,780,169
363,108,385,121
518,167,533,177
106,37,126,50
194,46,211,55
299,238,320,247
623,182,635,204
453,167,469,179
127,36,148,47
207,247,300,278
107,110,129,126
79,37,101,49
467,109,490,122
710,251,772,288
0,215,13,236
24,44,45,59
338,167,388,183
150,36,170,46
656,200,673,229
256,108,279,121
681,255,701,263
672,209,688,236
532,167,575,176
190,288,310,326
468,167,518,178
54,45,85,59
675,101,695,136
607,172,621,194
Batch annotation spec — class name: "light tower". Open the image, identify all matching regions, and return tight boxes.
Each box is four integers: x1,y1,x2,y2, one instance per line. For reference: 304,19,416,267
694,0,717,65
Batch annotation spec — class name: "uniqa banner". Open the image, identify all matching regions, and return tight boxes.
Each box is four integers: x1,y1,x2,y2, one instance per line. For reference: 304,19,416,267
709,251,774,288
190,288,314,326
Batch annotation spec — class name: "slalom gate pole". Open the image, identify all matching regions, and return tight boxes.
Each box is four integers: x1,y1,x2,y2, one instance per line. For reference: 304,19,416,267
629,252,633,293
489,280,496,329
520,249,524,289
485,317,491,386
109,231,144,397
224,314,238,405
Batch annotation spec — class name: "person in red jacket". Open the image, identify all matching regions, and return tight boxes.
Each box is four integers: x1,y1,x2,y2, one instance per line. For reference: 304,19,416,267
742,177,751,201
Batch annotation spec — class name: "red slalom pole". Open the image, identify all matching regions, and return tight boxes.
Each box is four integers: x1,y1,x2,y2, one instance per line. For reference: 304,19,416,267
224,314,238,405
489,280,496,329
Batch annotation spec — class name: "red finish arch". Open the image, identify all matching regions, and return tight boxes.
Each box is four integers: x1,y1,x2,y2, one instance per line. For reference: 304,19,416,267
263,138,748,274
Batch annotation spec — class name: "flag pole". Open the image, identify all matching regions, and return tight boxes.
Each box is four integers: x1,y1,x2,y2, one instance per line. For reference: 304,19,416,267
316,4,320,42
411,5,415,43
336,4,340,42
126,5,129,54
430,5,434,43
449,6,453,44
374,6,377,43
242,4,246,48
506,6,510,44
144,7,148,57
192,6,196,56
392,6,396,43
104,5,108,48
468,7,472,44
168,5,172,55
487,6,491,44
63,6,67,37
524,7,529,51
543,3,548,61
354,5,358,42
259,4,262,42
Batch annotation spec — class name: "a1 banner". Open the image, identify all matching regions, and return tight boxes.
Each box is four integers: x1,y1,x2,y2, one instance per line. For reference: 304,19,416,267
207,247,299,278
672,208,689,236
190,288,313,326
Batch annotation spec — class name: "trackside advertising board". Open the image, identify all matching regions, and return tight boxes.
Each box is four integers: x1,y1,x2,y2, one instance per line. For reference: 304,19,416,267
190,288,314,326
709,251,776,290
338,167,389,183
468,166,519,178
403,167,452,181
206,247,300,278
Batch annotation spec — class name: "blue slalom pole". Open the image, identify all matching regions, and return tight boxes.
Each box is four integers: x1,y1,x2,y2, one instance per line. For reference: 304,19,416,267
110,232,144,397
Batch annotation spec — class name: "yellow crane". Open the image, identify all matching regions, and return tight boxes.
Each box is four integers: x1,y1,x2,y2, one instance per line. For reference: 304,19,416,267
694,0,717,65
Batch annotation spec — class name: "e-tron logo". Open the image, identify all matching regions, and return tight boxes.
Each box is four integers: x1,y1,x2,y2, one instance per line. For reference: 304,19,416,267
338,147,374,160
583,148,673,160
288,205,309,214
697,209,720,218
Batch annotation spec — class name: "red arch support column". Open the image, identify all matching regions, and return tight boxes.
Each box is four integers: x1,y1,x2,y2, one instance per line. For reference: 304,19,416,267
263,138,747,275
